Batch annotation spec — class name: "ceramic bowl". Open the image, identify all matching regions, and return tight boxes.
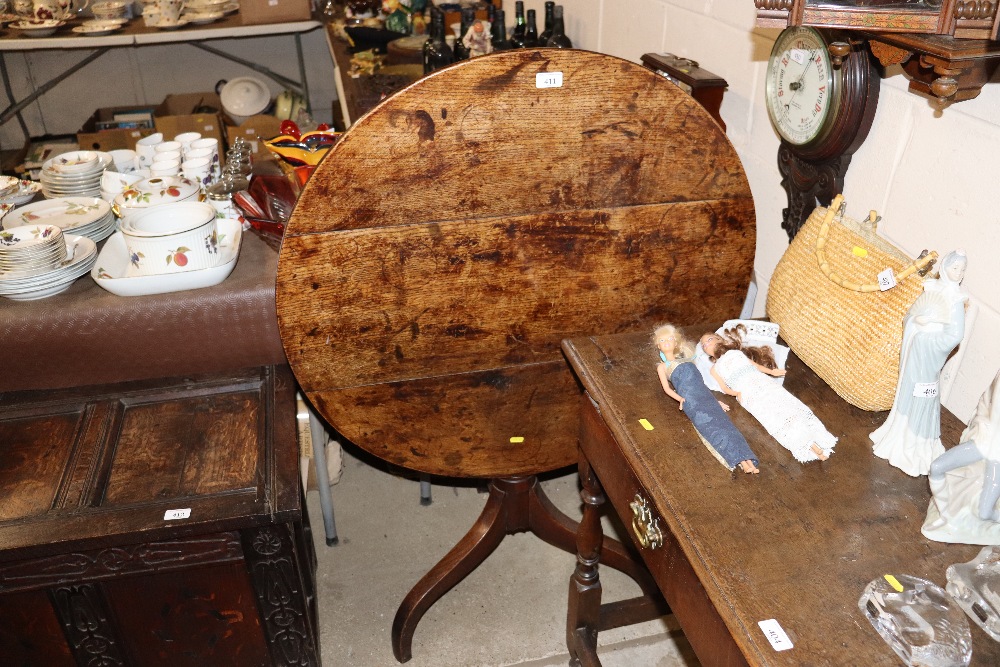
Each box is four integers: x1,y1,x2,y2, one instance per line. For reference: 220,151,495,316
120,201,218,277
91,0,128,18
220,77,271,125
47,150,100,174
100,170,142,194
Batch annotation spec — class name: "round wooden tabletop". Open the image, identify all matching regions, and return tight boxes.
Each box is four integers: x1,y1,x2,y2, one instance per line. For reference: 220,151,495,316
276,49,755,478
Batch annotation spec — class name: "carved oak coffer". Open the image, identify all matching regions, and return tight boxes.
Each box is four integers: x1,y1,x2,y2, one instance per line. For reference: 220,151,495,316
0,366,318,667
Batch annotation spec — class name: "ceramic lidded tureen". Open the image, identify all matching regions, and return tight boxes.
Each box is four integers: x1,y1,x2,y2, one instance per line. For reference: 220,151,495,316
112,176,200,220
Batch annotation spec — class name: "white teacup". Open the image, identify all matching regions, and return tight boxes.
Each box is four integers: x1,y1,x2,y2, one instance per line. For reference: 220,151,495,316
174,131,201,155
108,149,137,173
152,150,181,164
100,170,141,194
152,0,183,23
135,133,163,169
150,159,180,177
189,137,218,153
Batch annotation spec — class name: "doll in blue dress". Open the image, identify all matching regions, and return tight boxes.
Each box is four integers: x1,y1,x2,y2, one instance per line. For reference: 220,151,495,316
654,324,759,474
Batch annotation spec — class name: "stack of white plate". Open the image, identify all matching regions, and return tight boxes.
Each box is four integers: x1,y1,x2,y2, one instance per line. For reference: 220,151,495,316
40,150,113,199
2,197,116,243
0,225,97,301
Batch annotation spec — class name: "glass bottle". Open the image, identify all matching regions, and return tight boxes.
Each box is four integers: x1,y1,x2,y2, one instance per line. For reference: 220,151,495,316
510,1,526,48
491,9,509,52
453,6,476,60
538,1,555,46
523,9,538,48
545,5,572,48
423,8,454,74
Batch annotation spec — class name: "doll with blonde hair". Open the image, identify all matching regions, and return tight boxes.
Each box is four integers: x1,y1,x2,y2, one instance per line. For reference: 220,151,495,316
654,324,759,474
701,326,836,463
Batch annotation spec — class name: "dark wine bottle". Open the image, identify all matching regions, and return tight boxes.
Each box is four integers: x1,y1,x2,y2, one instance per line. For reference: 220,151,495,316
538,1,555,46
491,9,509,51
523,9,538,48
510,1,526,48
422,8,454,74
545,5,572,48
453,7,476,61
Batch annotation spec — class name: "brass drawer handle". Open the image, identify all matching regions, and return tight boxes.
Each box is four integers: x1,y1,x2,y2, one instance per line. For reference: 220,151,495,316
629,494,663,550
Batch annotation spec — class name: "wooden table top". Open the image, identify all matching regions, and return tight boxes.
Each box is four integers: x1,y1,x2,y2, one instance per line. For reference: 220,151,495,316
276,48,755,479
563,328,1000,666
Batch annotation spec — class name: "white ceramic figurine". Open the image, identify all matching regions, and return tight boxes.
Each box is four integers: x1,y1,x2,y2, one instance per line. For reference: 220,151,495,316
872,250,969,477
923,369,1000,544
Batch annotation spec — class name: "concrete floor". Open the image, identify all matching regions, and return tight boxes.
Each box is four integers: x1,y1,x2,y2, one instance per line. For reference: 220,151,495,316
305,446,700,667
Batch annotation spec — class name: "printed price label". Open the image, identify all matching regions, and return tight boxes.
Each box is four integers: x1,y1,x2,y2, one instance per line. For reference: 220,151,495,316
164,508,191,521
913,382,939,399
789,49,807,65
758,619,794,651
877,268,897,291
536,72,564,89
638,419,654,431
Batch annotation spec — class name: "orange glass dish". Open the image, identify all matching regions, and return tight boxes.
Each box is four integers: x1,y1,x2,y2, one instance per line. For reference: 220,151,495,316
263,130,343,167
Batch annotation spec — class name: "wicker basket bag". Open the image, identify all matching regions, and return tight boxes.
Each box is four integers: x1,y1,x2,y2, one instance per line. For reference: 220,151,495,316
766,195,937,411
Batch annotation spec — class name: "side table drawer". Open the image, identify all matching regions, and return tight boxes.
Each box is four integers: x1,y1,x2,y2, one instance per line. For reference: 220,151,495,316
579,393,749,667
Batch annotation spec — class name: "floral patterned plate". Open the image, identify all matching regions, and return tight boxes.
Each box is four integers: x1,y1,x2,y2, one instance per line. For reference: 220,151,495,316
91,218,242,297
0,180,42,207
3,197,111,231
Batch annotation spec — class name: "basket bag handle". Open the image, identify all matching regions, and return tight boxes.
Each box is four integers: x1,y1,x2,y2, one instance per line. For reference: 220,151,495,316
815,195,938,293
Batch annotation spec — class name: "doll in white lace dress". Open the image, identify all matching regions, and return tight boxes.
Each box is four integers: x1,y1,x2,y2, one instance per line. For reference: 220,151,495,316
701,326,837,463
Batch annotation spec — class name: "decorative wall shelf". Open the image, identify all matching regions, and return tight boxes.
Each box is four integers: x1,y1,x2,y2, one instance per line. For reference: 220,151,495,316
755,0,1000,40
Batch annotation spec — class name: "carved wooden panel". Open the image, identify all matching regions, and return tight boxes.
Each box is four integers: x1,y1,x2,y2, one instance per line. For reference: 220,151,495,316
51,583,128,666
277,49,756,479
242,525,318,666
0,532,243,594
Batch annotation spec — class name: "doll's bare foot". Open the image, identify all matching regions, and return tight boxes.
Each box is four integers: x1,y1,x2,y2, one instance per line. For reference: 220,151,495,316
717,400,730,412
739,460,759,474
810,444,829,461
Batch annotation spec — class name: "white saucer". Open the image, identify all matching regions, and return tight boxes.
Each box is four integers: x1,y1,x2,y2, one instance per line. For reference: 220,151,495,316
92,218,242,296
73,21,125,35
150,18,189,29
183,10,224,24
11,20,64,37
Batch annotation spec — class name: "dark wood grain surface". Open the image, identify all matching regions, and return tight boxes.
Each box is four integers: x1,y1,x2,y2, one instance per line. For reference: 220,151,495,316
563,328,1000,666
277,48,756,478
0,366,299,561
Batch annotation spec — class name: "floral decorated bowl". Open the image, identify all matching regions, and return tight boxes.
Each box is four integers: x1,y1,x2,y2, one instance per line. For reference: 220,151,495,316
112,176,200,222
120,202,219,277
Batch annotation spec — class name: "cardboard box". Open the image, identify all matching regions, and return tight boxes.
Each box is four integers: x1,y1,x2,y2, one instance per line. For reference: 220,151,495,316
77,93,227,152
154,92,227,151
239,0,311,25
77,104,158,151
225,114,284,158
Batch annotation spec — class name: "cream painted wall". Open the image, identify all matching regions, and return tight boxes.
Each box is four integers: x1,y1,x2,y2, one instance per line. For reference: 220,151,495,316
2,2,996,420
571,0,1000,422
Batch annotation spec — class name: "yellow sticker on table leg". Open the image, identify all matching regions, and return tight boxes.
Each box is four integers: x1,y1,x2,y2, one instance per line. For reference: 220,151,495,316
510,436,524,443
638,419,654,431
884,574,904,592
